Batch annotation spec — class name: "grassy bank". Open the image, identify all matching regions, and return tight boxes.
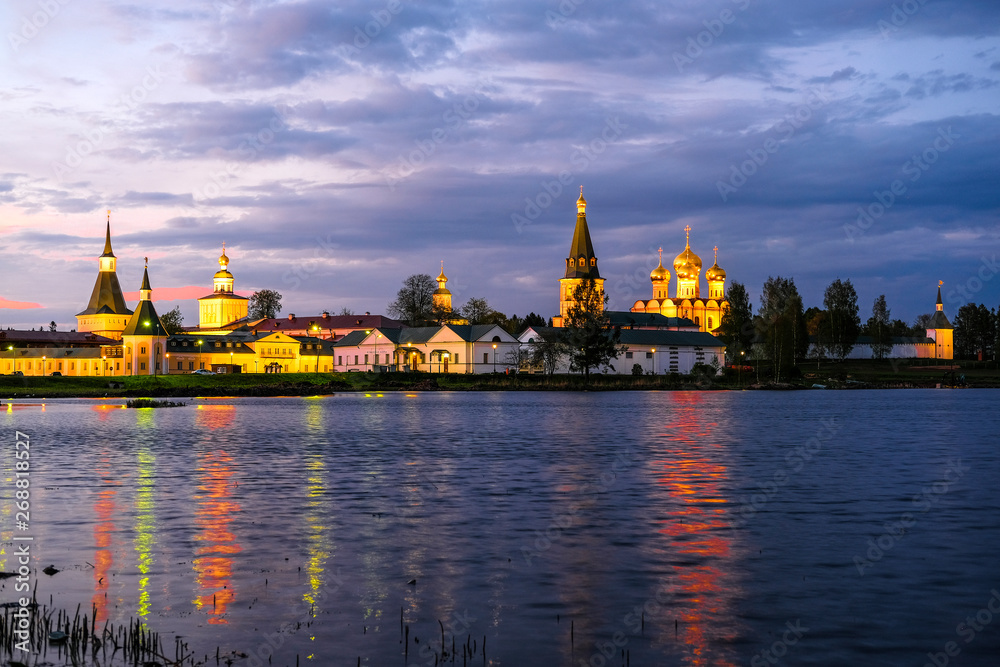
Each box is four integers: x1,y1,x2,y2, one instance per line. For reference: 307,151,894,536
1,359,998,398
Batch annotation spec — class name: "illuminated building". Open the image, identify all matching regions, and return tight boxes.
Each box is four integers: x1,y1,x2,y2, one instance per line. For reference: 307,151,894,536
198,243,249,330
631,228,729,334
332,324,520,373
121,260,169,375
75,212,133,340
433,261,452,312
552,188,604,327
927,282,954,360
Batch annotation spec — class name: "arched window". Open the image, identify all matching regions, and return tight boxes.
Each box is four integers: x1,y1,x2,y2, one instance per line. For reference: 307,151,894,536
707,317,713,329
569,259,575,267
695,317,700,325
590,258,596,266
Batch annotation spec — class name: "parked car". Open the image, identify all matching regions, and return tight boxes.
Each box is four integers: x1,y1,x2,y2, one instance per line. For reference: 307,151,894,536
11,371,23,376
50,371,62,376
192,369,216,375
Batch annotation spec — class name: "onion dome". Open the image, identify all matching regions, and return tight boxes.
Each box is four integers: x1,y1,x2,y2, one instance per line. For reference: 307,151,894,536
434,261,451,295
214,242,233,279
650,247,670,282
576,187,587,214
673,225,702,280
706,246,726,281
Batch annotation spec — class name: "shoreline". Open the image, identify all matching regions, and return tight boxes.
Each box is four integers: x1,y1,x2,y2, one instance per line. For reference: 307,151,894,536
1,364,997,398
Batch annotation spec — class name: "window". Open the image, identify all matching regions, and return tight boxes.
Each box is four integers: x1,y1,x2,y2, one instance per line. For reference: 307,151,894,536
140,362,146,370
454,354,459,364
354,355,359,365
695,317,700,325
591,258,596,266
199,362,205,370
646,352,653,359
116,362,120,370
569,259,575,267
483,353,488,364
140,346,146,354
364,354,369,364
70,362,75,371
189,362,194,370
384,354,389,365
338,356,342,365
626,352,633,359
707,317,713,329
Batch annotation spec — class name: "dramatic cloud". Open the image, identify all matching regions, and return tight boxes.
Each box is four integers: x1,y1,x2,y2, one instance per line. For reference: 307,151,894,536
1,0,998,329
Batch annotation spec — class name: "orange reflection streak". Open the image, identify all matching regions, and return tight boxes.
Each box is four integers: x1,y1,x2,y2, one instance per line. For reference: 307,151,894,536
92,461,117,623
195,404,236,430
192,447,241,625
656,392,738,667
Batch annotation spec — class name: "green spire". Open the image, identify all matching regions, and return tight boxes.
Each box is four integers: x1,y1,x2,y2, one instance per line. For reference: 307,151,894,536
102,211,115,257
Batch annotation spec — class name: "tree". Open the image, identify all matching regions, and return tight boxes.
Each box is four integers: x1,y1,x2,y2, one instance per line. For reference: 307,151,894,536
461,297,495,324
529,330,567,375
755,276,807,381
865,294,893,360
249,289,283,320
954,303,996,360
338,307,355,316
821,278,861,360
49,320,57,332
562,278,625,380
913,313,933,331
523,312,546,328
160,306,185,334
387,274,436,325
805,308,829,367
715,281,754,363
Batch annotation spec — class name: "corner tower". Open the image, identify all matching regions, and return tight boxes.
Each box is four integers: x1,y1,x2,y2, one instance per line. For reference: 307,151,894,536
433,261,452,312
198,243,249,329
554,187,604,326
76,212,134,340
926,281,954,360
673,226,702,299
122,260,169,375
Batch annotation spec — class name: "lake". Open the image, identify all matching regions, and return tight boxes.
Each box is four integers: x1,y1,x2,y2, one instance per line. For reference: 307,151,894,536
2,390,999,666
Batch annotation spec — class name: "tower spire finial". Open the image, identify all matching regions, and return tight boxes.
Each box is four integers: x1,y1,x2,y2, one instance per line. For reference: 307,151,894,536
714,246,718,263
684,225,691,247
658,247,663,263
576,186,587,214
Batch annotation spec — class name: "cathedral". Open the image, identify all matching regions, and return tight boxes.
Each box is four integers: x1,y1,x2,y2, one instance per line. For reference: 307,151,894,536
630,227,728,334
75,213,133,340
552,188,604,327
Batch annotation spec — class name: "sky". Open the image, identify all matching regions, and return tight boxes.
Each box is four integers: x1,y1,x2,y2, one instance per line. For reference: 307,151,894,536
1,0,998,330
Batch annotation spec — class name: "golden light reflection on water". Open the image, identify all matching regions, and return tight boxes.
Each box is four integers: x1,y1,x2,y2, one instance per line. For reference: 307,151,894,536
303,399,333,614
655,392,739,667
192,405,241,625
92,457,119,623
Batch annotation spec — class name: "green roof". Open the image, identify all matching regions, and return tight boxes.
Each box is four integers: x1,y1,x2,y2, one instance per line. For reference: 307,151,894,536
122,299,168,337
618,329,724,348
76,270,133,317
564,209,600,279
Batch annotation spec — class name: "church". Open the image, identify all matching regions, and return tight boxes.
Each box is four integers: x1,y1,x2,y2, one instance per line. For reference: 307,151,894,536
630,228,728,334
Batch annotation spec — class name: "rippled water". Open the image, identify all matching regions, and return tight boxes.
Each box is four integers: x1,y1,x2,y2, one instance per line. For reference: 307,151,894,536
2,390,998,666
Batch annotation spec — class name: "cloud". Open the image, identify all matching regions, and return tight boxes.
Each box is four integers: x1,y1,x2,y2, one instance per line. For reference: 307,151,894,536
0,297,43,310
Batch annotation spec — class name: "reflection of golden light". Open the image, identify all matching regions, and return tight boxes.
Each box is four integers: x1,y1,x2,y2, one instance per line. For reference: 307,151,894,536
192,450,241,624
92,460,118,623
195,404,236,431
134,449,156,619
655,392,738,667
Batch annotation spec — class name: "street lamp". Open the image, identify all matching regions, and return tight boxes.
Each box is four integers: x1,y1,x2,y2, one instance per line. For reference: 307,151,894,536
443,351,449,373
165,352,169,375
651,348,656,374
42,355,46,377
740,349,745,388
197,340,203,372
102,355,107,377
492,343,497,373
230,351,234,373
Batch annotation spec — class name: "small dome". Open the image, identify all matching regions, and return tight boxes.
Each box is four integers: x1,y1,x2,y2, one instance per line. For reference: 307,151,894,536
437,260,447,283
214,269,233,280
650,259,669,282
219,242,230,267
576,186,587,214
706,263,726,281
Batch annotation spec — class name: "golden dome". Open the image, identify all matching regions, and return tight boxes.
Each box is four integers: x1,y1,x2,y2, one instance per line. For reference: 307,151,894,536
706,246,726,281
673,226,701,279
576,186,586,214
436,260,447,283
650,247,669,282
219,241,229,267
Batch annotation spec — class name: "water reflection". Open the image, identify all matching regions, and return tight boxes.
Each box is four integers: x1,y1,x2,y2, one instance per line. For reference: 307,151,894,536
654,392,739,666
302,399,333,614
92,455,119,623
192,405,241,624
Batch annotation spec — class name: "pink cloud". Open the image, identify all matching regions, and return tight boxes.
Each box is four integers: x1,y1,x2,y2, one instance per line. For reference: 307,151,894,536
0,296,42,310
122,286,253,302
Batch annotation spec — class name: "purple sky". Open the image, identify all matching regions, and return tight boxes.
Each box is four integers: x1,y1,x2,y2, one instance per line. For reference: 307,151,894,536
1,0,998,330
